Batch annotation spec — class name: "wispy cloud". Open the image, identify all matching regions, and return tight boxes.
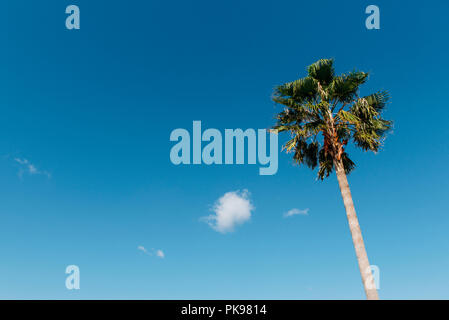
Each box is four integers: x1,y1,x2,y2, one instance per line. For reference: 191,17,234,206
137,245,149,254
202,190,254,234
156,250,165,259
284,208,309,218
137,246,165,259
14,158,51,179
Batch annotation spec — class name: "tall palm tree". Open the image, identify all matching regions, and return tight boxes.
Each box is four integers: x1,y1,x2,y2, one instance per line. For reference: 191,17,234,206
272,59,392,300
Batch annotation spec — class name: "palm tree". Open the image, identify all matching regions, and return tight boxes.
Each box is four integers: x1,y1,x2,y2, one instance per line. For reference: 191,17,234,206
272,59,392,300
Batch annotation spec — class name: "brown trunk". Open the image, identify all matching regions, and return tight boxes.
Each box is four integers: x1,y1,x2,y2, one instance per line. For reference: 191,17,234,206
334,159,379,300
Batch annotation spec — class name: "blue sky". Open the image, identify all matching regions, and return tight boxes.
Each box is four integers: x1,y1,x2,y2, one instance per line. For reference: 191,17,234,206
1,0,448,299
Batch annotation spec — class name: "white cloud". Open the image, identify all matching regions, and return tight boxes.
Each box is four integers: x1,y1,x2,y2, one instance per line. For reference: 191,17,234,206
156,250,165,259
138,246,165,258
203,190,254,234
137,245,149,254
284,208,309,218
14,158,51,179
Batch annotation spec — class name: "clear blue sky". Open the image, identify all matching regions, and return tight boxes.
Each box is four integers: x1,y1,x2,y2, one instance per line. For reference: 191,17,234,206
1,0,448,299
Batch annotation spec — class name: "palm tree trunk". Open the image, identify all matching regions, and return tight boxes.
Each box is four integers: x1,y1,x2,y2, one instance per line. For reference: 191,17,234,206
334,159,379,300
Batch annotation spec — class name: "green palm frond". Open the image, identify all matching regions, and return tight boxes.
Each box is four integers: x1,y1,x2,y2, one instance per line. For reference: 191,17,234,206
329,71,369,103
350,98,379,121
272,59,392,180
341,152,356,175
363,91,390,112
317,148,334,180
307,59,335,86
274,77,318,105
336,109,361,125
303,119,326,135
292,139,319,169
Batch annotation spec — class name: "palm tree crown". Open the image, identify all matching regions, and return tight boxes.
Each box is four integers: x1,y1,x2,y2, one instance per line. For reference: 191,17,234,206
272,59,392,179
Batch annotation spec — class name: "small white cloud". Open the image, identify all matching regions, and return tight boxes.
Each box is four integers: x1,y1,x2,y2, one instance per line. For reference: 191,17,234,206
156,250,165,259
137,245,149,254
14,158,51,179
203,190,254,234
138,246,165,258
284,208,309,218
14,158,28,165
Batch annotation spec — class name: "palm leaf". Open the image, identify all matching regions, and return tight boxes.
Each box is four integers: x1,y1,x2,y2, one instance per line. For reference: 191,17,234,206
307,59,335,86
